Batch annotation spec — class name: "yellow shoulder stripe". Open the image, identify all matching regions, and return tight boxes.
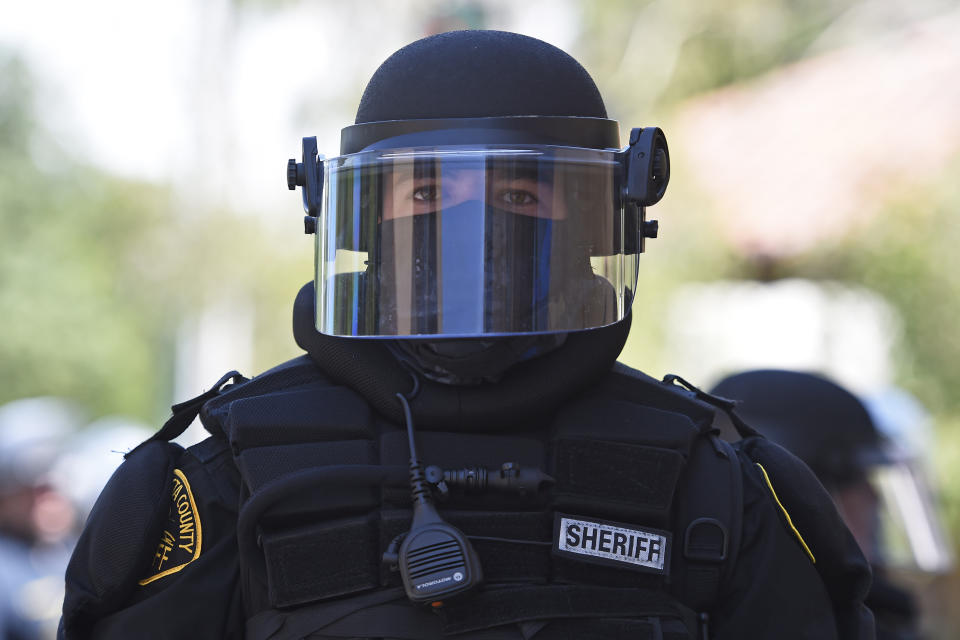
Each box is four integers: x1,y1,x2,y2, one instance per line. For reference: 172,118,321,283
755,462,816,564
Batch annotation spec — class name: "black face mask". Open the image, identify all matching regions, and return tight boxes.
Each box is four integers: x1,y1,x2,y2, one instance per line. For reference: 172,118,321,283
387,333,568,386
374,201,590,336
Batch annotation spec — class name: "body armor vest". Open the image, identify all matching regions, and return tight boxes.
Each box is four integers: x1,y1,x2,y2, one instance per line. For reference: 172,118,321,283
191,354,742,640
60,285,874,640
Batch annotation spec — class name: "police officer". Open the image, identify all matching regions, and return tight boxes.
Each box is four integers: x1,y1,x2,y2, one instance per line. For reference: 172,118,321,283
712,369,944,640
60,31,875,639
0,398,79,640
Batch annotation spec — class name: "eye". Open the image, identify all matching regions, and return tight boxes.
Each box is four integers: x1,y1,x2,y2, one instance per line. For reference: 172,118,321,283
499,190,538,207
412,185,439,202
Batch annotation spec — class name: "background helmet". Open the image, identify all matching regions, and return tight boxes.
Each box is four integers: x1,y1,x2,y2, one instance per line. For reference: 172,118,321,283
711,369,953,573
0,396,82,545
0,397,81,492
711,369,883,486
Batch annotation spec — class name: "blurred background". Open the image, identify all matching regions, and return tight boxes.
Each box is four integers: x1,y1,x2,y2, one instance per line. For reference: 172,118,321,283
1,0,958,637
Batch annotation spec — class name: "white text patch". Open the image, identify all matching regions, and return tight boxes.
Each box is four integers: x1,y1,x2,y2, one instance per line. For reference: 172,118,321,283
553,513,670,574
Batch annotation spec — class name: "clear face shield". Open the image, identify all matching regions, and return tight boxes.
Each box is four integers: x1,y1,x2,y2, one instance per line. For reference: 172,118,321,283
834,445,954,575
288,119,669,339
318,147,636,337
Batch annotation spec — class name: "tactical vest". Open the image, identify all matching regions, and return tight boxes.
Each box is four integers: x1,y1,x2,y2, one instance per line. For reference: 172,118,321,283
170,355,745,640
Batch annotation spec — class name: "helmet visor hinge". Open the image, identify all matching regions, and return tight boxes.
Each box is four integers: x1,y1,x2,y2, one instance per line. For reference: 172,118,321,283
624,127,670,207
287,136,324,233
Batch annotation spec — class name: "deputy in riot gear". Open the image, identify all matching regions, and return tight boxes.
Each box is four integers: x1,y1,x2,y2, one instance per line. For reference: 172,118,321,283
0,397,79,640
712,369,951,640
61,31,875,639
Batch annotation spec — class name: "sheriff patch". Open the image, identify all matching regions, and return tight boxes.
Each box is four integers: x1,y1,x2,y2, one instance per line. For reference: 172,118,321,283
553,513,670,575
139,469,203,585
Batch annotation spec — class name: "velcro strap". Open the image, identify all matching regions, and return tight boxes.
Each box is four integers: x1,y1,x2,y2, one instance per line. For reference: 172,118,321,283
127,371,245,456
262,515,380,607
380,509,553,586
535,617,693,640
551,553,665,591
681,518,725,616
263,510,555,608
663,374,760,439
439,585,695,635
228,385,373,450
553,439,684,521
238,440,378,492
683,566,721,617
261,509,554,607
238,441,381,525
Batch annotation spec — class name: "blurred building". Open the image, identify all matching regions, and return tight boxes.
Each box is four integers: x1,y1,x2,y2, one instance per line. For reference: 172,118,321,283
664,278,899,392
673,9,960,257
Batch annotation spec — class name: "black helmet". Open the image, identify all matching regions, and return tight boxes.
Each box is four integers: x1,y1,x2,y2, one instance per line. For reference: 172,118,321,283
289,30,669,340
710,369,885,487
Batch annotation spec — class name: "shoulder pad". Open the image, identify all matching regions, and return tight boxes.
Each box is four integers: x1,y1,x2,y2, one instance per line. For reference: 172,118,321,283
62,440,183,635
608,363,717,430
199,354,329,437
737,437,872,604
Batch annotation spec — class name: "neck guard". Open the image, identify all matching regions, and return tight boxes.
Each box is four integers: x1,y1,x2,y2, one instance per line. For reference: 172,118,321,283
293,282,630,431
386,334,568,385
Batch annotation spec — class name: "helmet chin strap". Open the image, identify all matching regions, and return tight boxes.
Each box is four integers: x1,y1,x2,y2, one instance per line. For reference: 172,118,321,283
388,334,568,385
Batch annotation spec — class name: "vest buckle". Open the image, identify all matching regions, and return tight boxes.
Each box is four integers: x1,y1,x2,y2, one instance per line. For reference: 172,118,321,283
683,517,728,563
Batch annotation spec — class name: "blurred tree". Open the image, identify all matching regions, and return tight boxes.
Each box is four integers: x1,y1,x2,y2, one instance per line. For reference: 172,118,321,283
0,49,312,423
0,50,177,419
789,161,960,416
575,0,847,121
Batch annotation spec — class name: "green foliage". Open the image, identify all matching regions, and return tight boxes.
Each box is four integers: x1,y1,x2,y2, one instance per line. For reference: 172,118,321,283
0,51,167,418
0,111,175,418
659,1,840,105
0,55,34,152
0,47,315,422
576,0,846,118
932,415,960,544
787,162,960,415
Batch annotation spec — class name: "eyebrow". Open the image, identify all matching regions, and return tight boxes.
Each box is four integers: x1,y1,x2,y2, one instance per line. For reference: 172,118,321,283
412,159,439,180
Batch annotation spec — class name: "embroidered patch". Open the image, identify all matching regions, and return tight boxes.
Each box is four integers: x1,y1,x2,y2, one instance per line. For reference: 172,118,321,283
553,512,671,575
139,469,203,585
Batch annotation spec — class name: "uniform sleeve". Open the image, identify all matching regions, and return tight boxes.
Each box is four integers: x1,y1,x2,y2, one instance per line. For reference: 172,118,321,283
712,438,876,640
59,437,244,640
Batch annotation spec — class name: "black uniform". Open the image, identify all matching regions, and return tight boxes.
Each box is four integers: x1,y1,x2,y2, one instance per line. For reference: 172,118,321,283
867,576,921,640
60,285,875,640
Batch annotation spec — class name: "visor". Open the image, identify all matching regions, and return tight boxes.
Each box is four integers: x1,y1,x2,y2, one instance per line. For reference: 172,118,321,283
869,453,954,574
315,145,639,337
831,443,954,575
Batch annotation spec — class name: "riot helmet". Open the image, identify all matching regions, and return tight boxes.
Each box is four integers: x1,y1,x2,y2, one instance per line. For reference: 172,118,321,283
288,31,669,341
0,397,80,492
711,369,952,573
711,370,883,486
0,397,81,544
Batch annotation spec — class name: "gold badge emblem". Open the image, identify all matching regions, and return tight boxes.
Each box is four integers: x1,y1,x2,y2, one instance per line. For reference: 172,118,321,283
139,469,203,585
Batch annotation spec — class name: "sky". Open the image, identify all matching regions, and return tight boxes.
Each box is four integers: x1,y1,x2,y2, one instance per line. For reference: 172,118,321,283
0,0,580,217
